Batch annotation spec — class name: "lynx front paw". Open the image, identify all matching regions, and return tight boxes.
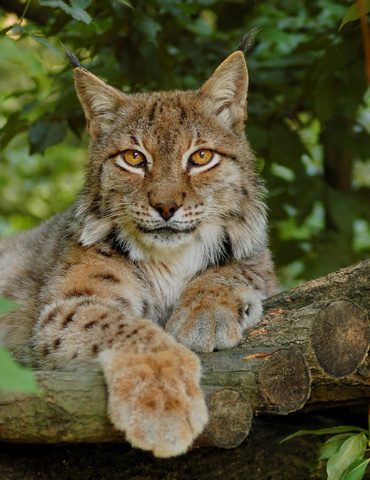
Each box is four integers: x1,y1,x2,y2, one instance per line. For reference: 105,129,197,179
99,343,208,458
166,285,263,352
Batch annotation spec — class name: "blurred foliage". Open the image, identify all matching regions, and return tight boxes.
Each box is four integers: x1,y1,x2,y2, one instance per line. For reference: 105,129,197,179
0,0,369,288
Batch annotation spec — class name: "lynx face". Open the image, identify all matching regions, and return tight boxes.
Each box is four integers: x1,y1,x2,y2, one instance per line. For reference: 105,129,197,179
75,54,267,265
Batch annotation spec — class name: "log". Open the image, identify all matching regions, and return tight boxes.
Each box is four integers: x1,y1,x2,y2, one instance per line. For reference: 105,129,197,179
0,260,369,447
241,259,370,409
0,374,253,449
200,346,311,415
196,387,253,448
311,298,369,378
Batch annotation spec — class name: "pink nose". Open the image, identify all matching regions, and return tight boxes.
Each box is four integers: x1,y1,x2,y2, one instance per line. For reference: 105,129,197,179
154,202,179,221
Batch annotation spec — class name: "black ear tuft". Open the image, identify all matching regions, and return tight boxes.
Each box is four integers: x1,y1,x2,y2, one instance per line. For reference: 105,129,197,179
237,28,260,53
61,43,81,69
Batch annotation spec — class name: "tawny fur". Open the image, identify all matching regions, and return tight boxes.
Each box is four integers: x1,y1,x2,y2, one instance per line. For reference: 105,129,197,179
0,48,278,457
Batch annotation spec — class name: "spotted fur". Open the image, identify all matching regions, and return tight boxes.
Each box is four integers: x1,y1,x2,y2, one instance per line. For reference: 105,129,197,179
0,44,278,457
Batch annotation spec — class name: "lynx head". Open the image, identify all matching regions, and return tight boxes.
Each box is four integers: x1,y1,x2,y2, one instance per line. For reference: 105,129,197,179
72,34,267,265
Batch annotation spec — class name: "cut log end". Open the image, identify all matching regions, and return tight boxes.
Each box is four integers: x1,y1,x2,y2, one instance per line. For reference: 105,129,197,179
197,387,253,449
256,348,311,414
311,298,370,379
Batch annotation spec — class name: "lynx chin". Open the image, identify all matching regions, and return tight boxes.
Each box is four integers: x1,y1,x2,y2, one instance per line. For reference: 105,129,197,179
0,34,278,458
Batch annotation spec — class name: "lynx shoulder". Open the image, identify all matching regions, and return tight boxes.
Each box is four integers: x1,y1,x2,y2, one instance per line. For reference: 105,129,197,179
0,36,278,457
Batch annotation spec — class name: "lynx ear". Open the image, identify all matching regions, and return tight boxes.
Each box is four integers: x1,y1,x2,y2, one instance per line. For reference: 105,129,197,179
73,68,127,141
200,51,249,133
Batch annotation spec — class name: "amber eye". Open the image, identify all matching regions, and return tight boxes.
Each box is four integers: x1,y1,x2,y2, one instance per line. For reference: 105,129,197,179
190,149,214,166
123,150,146,167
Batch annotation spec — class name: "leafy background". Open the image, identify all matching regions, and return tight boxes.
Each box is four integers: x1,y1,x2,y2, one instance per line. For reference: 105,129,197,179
0,0,369,289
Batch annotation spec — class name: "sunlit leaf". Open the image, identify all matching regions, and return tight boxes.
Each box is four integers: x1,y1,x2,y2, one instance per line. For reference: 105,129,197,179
339,1,370,31
327,433,367,480
317,434,353,460
342,458,370,480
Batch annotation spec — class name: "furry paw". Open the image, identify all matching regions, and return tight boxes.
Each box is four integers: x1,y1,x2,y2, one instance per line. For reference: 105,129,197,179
99,342,208,457
166,285,263,352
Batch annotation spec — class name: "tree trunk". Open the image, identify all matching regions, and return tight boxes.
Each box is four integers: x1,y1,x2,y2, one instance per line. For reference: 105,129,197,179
0,260,369,450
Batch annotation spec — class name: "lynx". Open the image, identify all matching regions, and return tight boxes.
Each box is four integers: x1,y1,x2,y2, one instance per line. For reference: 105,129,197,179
0,34,278,457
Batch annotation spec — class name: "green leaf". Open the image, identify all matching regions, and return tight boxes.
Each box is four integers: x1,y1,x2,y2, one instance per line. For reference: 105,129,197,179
0,348,39,393
115,0,134,8
70,0,92,9
327,433,367,480
280,426,366,444
39,0,92,24
29,121,67,154
317,434,353,460
30,35,63,59
339,1,370,30
68,0,92,22
0,36,44,76
0,297,19,315
342,458,370,480
68,7,92,23
39,0,70,13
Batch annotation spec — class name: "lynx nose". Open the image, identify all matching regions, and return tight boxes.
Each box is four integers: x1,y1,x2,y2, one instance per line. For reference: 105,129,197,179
154,202,179,221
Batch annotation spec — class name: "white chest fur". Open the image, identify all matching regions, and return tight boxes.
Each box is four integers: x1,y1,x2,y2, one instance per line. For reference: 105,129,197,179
137,240,212,325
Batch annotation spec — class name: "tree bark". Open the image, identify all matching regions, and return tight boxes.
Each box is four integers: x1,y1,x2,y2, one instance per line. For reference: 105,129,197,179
0,260,369,449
